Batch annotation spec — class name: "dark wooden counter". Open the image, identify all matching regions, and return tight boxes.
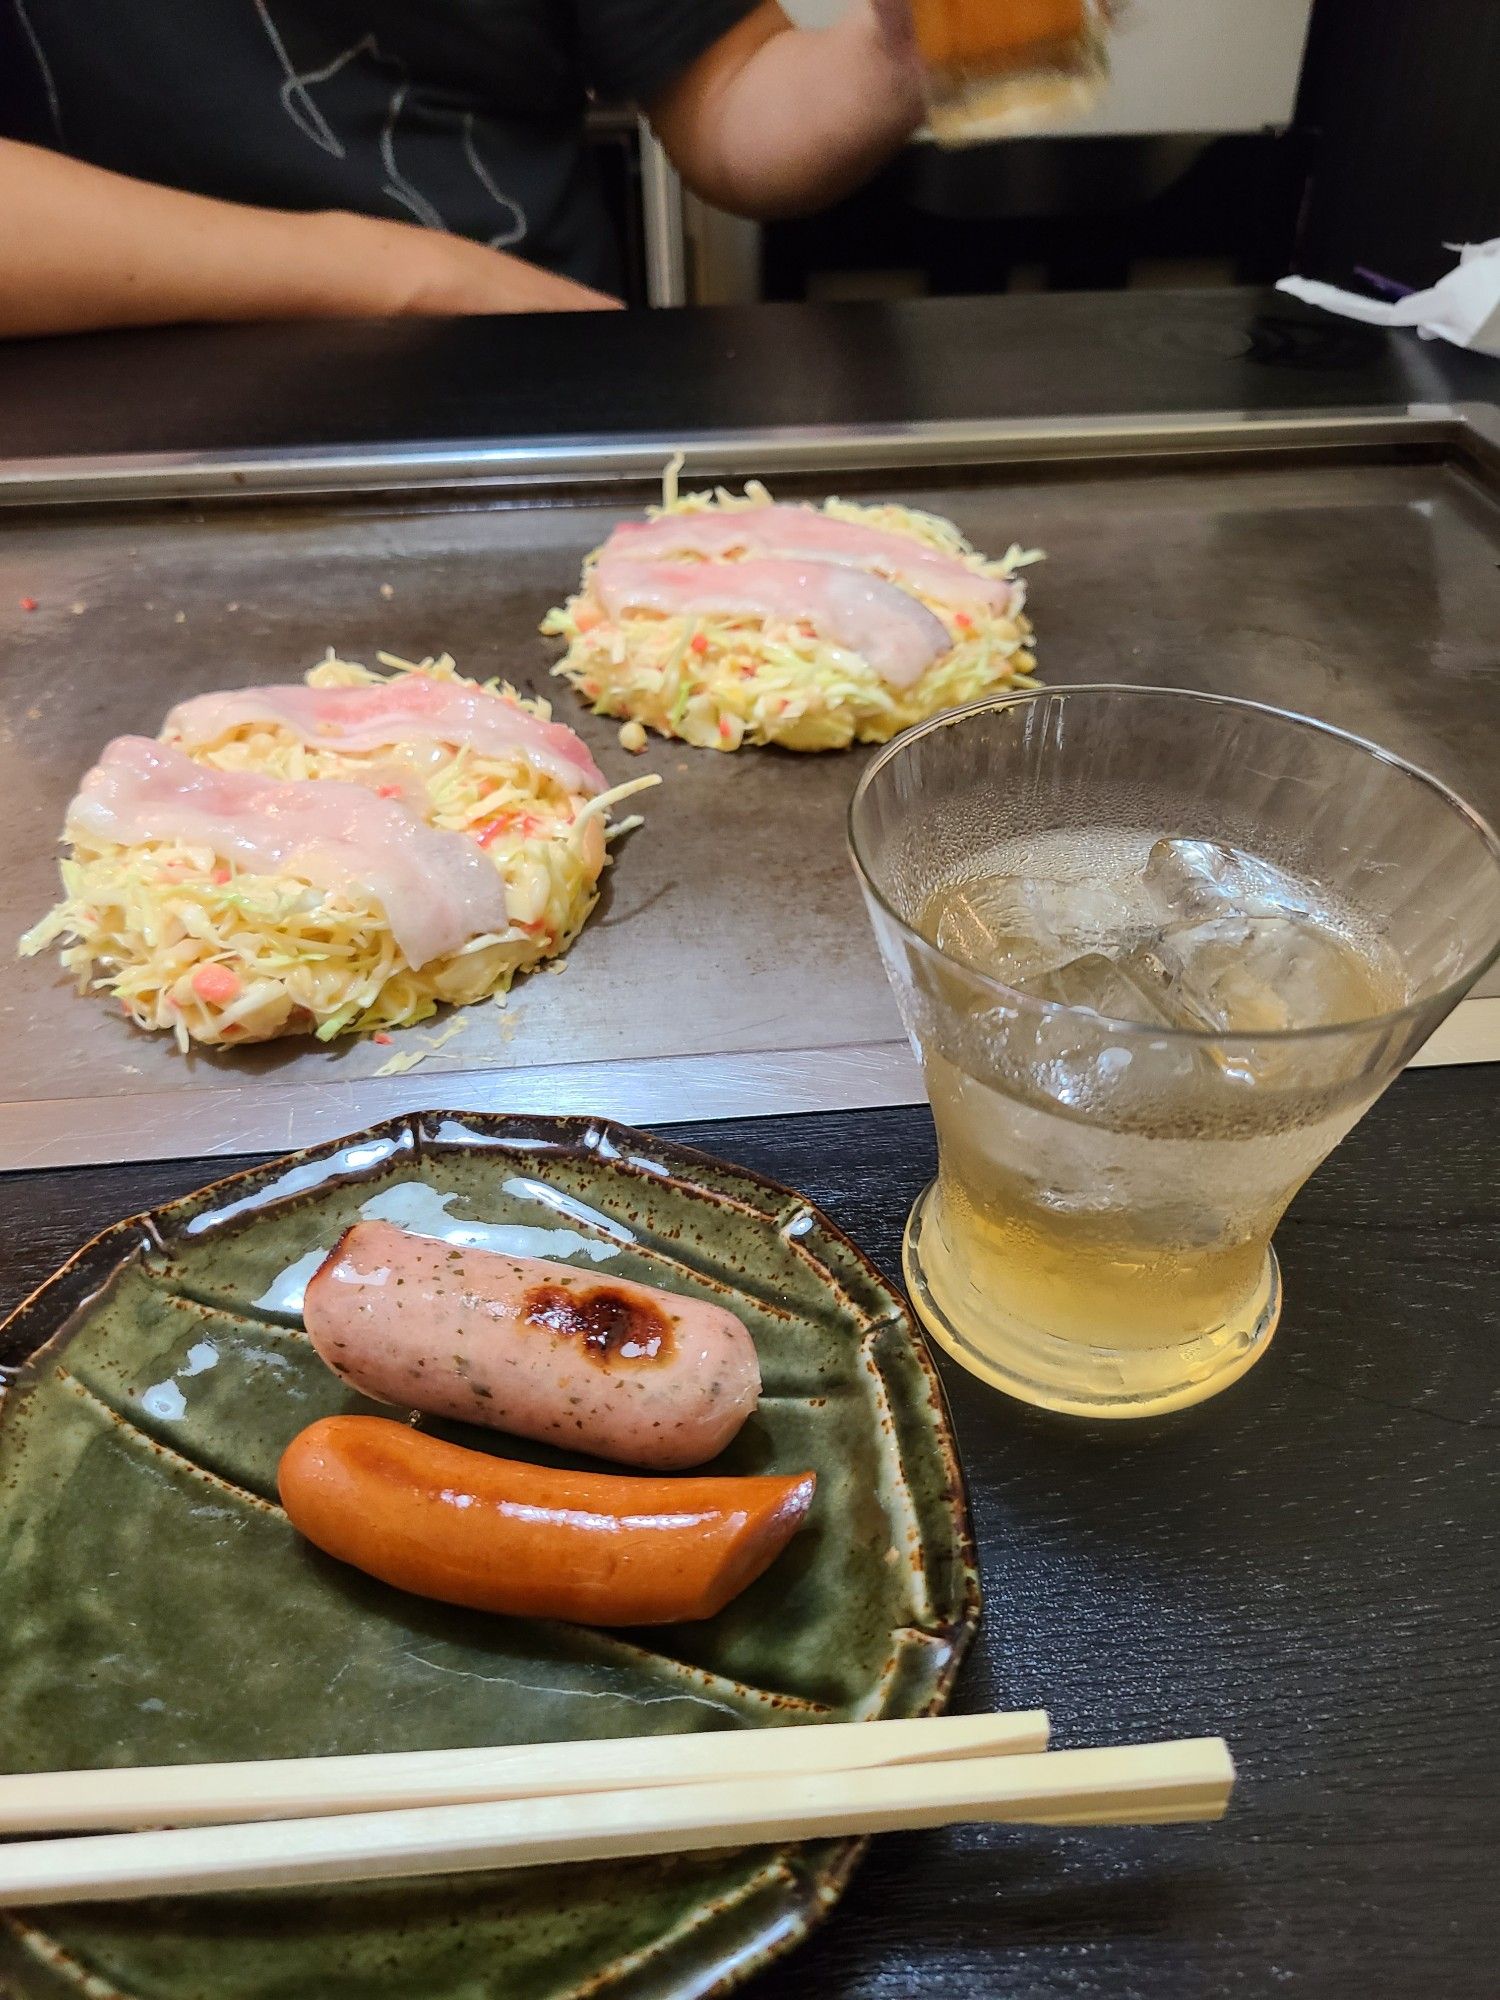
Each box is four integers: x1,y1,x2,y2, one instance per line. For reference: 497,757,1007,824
2,1072,1496,1999
0,287,1496,464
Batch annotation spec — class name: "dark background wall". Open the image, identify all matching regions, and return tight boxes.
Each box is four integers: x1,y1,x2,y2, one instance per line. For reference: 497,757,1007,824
1294,0,1500,289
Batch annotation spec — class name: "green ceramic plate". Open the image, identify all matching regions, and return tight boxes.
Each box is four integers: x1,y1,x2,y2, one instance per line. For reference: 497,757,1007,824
0,1113,978,2000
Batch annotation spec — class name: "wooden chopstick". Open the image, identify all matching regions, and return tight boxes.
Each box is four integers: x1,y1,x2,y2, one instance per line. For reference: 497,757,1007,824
0,1740,1234,1907
0,1710,1051,1834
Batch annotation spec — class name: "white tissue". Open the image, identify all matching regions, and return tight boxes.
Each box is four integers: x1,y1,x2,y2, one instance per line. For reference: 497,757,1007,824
1277,239,1500,357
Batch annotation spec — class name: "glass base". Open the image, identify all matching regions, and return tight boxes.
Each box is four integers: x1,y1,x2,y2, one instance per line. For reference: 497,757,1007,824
902,1180,1280,1419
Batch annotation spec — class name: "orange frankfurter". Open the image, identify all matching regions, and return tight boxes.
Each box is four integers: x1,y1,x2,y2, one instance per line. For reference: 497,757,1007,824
278,1416,816,1626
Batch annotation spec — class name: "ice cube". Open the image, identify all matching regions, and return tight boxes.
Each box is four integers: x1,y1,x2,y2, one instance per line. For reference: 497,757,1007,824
933,869,1151,985
1160,912,1383,1034
1019,945,1203,1030
1144,838,1315,926
996,944,1225,1115
1024,875,1148,954
933,878,1075,986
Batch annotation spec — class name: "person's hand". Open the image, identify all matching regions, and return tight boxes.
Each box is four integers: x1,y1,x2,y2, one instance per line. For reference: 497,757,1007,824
313,211,623,317
0,138,622,338
866,0,922,78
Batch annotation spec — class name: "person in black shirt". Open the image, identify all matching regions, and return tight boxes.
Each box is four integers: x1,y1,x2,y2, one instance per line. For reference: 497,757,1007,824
0,0,925,333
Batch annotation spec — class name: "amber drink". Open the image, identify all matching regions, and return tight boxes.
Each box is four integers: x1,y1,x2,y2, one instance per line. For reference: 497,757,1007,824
909,0,1112,145
849,690,1500,1417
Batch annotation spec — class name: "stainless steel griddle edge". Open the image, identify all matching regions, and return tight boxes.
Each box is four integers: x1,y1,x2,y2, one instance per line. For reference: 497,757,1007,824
0,402,1495,508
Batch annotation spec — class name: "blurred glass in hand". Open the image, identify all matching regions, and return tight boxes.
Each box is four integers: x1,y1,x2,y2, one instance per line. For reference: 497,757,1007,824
907,0,1115,144
849,687,1500,1417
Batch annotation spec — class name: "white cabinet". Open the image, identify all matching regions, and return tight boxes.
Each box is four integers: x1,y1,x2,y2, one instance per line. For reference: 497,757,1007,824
1036,0,1316,137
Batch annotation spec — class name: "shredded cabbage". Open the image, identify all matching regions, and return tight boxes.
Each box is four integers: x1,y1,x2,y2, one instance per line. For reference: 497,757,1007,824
542,473,1043,752
20,653,653,1050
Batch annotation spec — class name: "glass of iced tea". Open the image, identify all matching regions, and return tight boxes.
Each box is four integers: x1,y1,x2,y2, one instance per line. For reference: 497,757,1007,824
849,687,1500,1417
909,0,1114,146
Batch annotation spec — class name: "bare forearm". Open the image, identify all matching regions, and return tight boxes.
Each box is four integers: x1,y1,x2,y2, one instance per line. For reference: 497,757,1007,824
0,140,618,338
651,4,923,221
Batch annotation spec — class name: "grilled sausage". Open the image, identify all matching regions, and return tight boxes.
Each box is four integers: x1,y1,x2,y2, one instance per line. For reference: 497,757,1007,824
302,1221,761,1470
278,1416,815,1625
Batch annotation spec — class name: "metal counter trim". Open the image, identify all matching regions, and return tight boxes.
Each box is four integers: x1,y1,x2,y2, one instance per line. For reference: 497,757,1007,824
0,1002,1489,1171
0,403,1495,509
